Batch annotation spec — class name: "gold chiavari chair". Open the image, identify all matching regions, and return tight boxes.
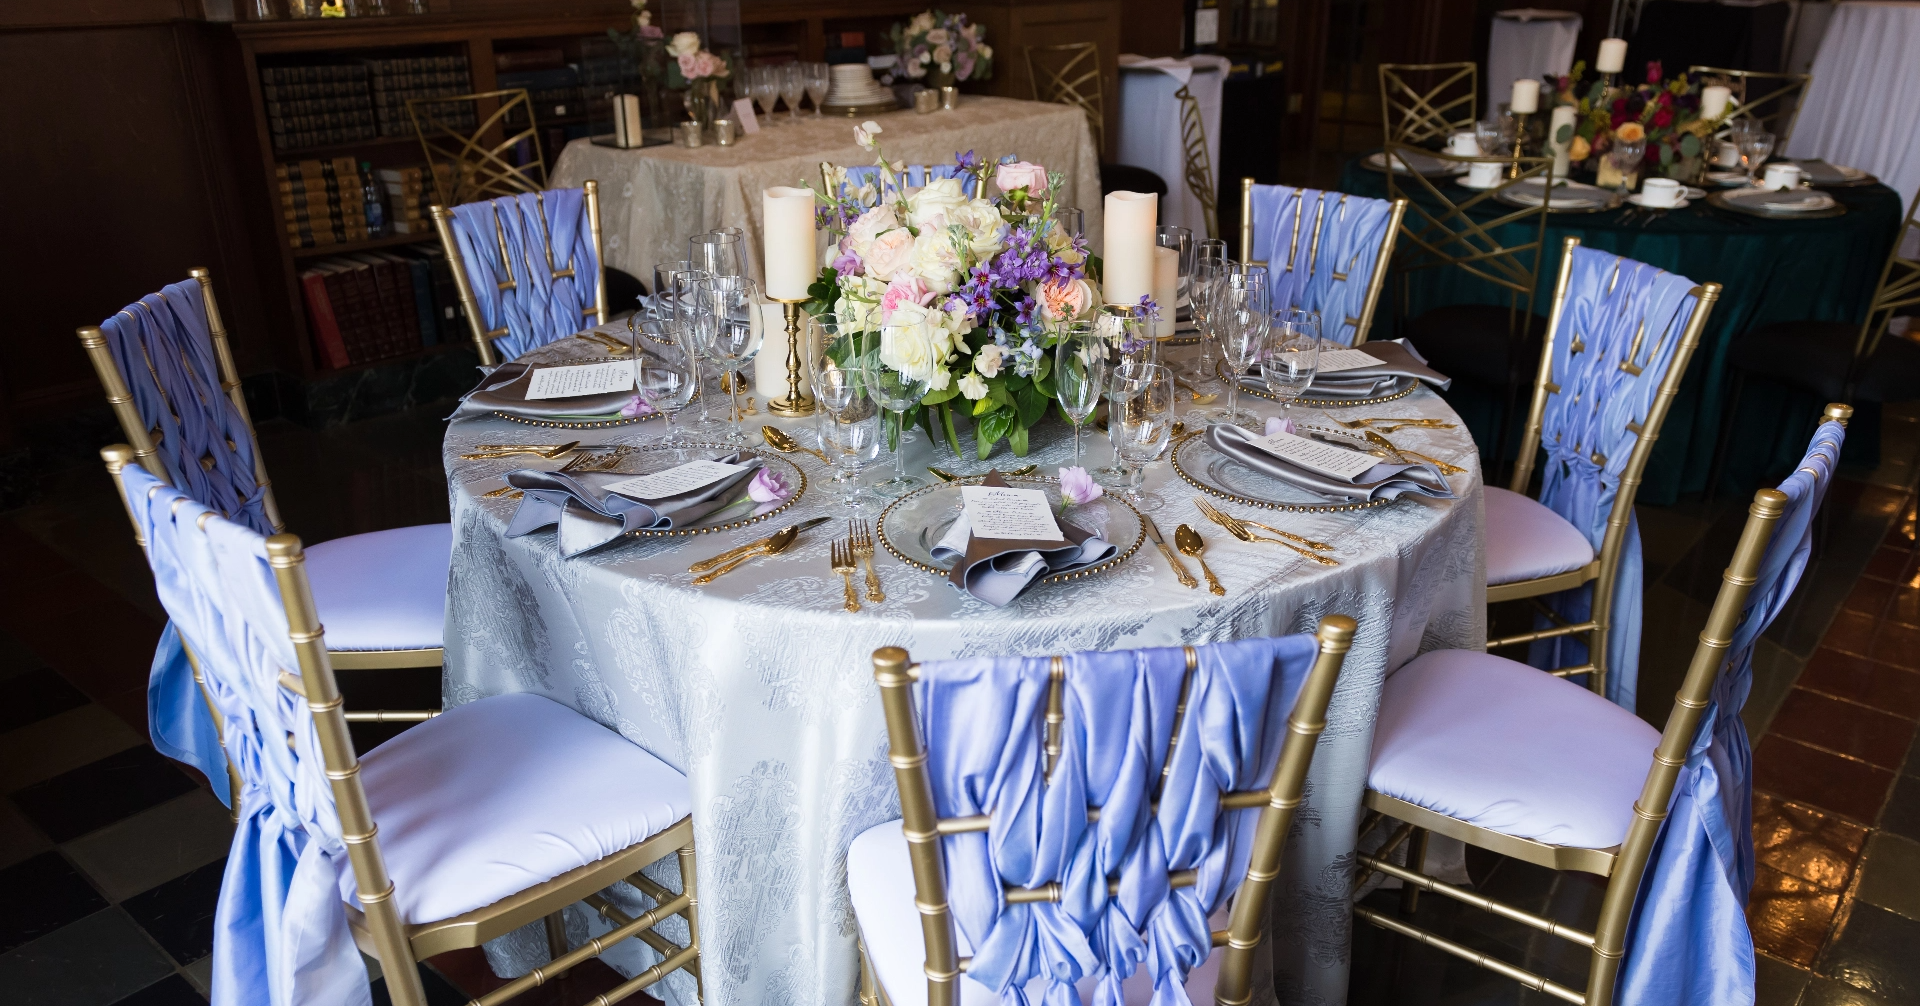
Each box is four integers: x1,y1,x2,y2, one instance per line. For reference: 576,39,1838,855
1026,42,1106,153
408,88,547,208
1687,67,1812,147
430,181,609,366
1176,83,1219,239
1353,483,1793,1005
852,618,1356,1006
1239,178,1407,345
103,445,703,1006
1378,62,1478,148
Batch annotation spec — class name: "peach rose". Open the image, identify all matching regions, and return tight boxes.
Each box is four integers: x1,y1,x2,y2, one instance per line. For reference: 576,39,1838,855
995,160,1049,196
865,228,916,282
1614,122,1646,143
1038,276,1095,322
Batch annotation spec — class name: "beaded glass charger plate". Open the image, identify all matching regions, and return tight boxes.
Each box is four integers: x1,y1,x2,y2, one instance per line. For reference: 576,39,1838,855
876,475,1147,583
492,356,663,429
1492,178,1620,214
1170,433,1395,513
1707,189,1848,220
1239,376,1419,408
603,442,807,538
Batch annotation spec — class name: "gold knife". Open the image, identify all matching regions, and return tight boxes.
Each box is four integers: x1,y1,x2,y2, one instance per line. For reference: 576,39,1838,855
1142,515,1199,589
689,516,831,573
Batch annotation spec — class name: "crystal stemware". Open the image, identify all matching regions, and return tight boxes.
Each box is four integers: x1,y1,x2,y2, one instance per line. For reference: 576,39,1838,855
780,63,807,122
1261,309,1321,417
689,230,744,278
1110,362,1176,512
857,326,930,497
692,275,761,444
1052,320,1107,468
805,62,830,116
637,332,699,451
1216,265,1271,429
1739,130,1776,188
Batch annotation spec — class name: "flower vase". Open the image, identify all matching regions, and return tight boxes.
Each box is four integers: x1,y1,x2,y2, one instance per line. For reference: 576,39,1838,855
925,66,956,91
683,81,717,134
1595,159,1639,192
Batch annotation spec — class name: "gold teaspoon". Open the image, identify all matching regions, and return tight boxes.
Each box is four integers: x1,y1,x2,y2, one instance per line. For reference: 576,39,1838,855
760,425,831,463
1174,524,1226,595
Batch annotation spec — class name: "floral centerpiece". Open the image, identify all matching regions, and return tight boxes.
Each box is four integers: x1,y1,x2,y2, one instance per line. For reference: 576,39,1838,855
665,31,731,130
805,122,1105,460
888,10,993,89
1546,61,1731,180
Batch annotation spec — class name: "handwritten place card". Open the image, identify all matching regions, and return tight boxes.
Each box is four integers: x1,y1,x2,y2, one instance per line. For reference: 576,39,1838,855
1249,430,1381,482
604,460,746,501
1314,348,1385,374
525,361,637,400
960,485,1065,542
731,98,760,134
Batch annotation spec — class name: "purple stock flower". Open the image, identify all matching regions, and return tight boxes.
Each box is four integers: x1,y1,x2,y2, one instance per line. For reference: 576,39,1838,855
953,150,979,171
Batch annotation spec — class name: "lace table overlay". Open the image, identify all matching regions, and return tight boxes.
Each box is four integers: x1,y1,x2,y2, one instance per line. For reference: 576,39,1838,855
443,337,1487,1006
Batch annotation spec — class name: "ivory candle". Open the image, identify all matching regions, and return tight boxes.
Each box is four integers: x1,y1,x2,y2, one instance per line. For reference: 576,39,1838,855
1151,246,1178,337
762,186,817,301
1548,105,1577,178
1596,38,1628,74
1102,190,1158,306
1701,85,1731,120
1510,78,1540,115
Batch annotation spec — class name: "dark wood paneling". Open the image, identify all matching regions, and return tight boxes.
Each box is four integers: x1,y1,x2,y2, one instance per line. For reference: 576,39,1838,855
1119,0,1183,57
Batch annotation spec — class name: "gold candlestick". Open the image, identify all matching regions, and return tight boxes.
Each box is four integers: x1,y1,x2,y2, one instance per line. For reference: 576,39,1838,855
767,297,815,417
1508,111,1531,179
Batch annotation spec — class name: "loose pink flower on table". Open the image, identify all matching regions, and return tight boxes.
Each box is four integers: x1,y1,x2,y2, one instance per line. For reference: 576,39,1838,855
621,396,656,418
1058,466,1103,508
747,467,791,504
1264,416,1295,437
994,160,1049,196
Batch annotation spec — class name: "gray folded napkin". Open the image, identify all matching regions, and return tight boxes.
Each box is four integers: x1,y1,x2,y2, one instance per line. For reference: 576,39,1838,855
1205,423,1456,503
453,361,639,421
1242,338,1452,399
928,471,1117,607
1792,159,1851,184
503,452,764,557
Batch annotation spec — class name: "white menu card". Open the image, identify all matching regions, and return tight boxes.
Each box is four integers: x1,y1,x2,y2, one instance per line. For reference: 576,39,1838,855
524,361,637,400
604,460,746,501
1313,348,1384,374
1249,431,1381,481
960,485,1065,542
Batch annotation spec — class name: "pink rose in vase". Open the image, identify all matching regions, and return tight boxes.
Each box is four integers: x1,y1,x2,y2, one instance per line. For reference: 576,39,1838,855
994,160,1049,196
880,275,935,322
864,228,917,282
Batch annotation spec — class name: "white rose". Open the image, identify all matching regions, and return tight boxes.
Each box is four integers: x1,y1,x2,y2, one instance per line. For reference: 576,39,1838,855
865,227,916,282
908,230,965,293
880,304,945,384
908,176,969,231
947,199,1006,258
845,205,899,258
667,31,701,58
978,44,993,60
957,372,989,400
975,343,1006,378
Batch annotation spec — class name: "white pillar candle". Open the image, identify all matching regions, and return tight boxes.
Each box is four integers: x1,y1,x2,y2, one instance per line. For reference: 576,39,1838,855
1510,78,1540,115
1548,105,1577,178
762,186,817,301
1596,38,1628,74
1151,246,1178,337
1701,85,1731,120
1102,190,1157,306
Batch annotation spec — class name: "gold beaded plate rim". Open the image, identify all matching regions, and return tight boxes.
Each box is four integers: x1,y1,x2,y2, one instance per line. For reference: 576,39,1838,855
608,442,806,538
1170,435,1395,514
489,356,666,429
875,475,1148,584
1240,376,1419,408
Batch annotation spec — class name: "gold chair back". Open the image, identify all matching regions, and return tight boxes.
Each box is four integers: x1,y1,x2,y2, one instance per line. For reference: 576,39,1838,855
1850,185,1920,389
408,88,547,208
430,181,608,367
1026,42,1106,153
1176,84,1218,239
1238,179,1408,344
868,616,1356,1006
1687,67,1812,147
1379,62,1478,147
1357,480,1797,1005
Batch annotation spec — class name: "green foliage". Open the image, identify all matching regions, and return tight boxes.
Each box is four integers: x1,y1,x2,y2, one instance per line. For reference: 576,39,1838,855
1678,133,1701,158
975,408,1015,459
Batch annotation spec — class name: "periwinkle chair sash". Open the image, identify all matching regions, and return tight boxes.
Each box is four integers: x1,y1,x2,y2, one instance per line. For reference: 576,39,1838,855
123,465,367,1006
1528,247,1702,710
1617,419,1843,1006
448,188,599,362
1246,185,1395,345
916,635,1314,1006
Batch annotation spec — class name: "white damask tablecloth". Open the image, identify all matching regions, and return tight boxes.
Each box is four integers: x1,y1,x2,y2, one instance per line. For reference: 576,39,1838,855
440,335,1487,1006
550,96,1105,295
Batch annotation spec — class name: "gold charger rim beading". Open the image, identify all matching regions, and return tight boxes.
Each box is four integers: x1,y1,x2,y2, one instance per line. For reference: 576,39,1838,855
488,356,664,429
1240,376,1421,408
874,474,1148,584
1169,434,1398,514
476,441,810,538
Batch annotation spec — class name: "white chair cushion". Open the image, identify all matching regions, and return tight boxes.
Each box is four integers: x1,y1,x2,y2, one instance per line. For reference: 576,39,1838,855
344,692,691,925
1368,649,1659,849
848,820,1223,1006
1483,487,1594,586
306,523,451,651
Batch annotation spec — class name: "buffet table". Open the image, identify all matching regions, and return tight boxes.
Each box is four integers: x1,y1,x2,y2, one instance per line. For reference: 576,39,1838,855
551,96,1104,294
440,334,1486,1006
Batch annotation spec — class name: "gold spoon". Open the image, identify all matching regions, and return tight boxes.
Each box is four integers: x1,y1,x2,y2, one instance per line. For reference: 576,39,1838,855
760,425,831,464
691,524,802,584
1174,524,1226,595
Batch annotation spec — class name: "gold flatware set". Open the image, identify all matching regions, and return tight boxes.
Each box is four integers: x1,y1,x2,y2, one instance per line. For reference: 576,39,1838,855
760,426,832,464
1173,524,1225,595
1194,498,1340,566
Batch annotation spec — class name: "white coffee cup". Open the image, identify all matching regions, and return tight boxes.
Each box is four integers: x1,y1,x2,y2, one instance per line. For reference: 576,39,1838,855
1640,178,1683,208
1714,141,1741,168
1762,163,1803,191
1448,132,1481,156
1467,161,1504,188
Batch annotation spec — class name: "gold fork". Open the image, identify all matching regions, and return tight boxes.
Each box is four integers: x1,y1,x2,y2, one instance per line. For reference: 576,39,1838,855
1194,498,1335,551
478,451,596,498
1319,412,1455,430
1196,501,1339,565
850,519,884,603
830,540,861,612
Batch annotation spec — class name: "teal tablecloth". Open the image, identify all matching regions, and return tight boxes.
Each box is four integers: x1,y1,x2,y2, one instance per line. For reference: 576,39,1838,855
1339,157,1904,503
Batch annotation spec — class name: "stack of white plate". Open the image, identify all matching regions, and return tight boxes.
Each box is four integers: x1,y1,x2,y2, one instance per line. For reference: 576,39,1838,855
825,64,894,110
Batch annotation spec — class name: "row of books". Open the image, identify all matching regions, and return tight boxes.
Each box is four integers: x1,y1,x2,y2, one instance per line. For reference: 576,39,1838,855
371,58,476,138
260,56,471,150
377,164,454,236
279,158,368,250
300,244,464,369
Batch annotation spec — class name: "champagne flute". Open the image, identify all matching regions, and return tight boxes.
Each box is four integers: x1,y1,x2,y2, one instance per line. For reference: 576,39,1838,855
804,320,879,507
1216,265,1271,428
805,62,830,117
780,63,807,122
858,326,930,497
693,275,761,444
1261,309,1320,417
665,267,725,435
1052,320,1106,468
1110,362,1176,512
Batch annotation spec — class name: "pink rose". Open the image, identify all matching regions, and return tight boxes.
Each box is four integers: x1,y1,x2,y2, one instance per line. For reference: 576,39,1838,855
1038,277,1093,322
677,52,700,79
865,227,916,282
880,275,935,321
995,160,1049,196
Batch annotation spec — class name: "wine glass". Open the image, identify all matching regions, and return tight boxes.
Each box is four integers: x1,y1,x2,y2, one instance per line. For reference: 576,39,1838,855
638,331,700,450
663,267,724,436
780,63,807,122
652,258,697,319
691,275,761,444
1608,137,1646,196
750,67,779,124
1216,265,1271,428
1739,129,1776,187
1052,320,1107,468
1109,362,1176,512
804,322,879,507
1189,243,1231,404
1261,309,1321,417
689,230,744,278
805,62,830,117
857,326,930,497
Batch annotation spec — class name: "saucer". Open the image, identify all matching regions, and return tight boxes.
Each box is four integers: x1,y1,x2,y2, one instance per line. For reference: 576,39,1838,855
1627,193,1691,210
1704,170,1749,186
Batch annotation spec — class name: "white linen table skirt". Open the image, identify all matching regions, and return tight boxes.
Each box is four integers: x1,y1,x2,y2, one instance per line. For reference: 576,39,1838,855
550,96,1103,296
441,337,1486,1006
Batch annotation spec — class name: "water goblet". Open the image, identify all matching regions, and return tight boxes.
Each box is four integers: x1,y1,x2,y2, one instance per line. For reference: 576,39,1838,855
1608,137,1646,196
780,63,807,121
1261,309,1321,417
665,267,726,435
857,327,930,497
637,332,700,452
689,230,744,278
1052,320,1107,468
823,407,884,509
1739,129,1776,188
1109,362,1176,512
805,62,830,116
802,312,858,478
692,275,761,444
750,67,779,124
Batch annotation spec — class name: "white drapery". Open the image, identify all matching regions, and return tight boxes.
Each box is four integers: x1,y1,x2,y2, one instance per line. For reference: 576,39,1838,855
1787,1,1920,214
1114,55,1230,237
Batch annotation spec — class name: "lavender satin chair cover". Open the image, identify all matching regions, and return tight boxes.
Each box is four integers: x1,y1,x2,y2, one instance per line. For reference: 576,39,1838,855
123,465,368,1006
1527,247,1702,711
1245,185,1395,346
917,634,1315,1006
101,280,281,804
448,188,600,362
1617,420,1843,1006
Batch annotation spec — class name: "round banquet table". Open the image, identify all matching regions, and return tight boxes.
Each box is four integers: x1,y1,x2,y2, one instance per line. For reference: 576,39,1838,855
439,331,1487,1006
1339,157,1905,503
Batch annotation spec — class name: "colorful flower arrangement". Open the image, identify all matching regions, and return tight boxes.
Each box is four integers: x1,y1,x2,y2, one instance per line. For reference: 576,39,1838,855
806,122,1100,459
1546,61,1730,175
889,10,993,83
